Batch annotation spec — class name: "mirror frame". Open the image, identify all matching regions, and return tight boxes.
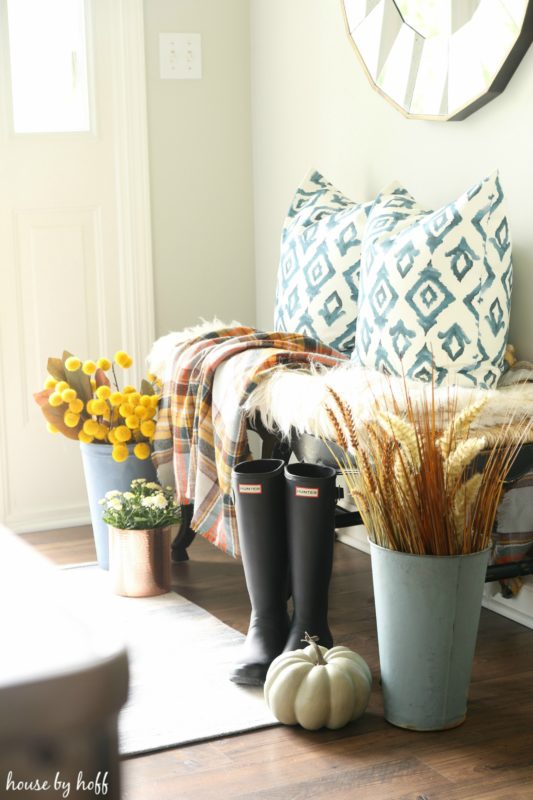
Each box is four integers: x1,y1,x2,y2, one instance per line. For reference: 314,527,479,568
342,0,533,120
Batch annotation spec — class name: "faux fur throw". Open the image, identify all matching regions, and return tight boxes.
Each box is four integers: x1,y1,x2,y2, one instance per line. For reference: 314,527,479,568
148,321,533,445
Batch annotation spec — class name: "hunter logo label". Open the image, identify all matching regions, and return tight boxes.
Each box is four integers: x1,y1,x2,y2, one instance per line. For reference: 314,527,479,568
295,486,320,499
239,484,262,495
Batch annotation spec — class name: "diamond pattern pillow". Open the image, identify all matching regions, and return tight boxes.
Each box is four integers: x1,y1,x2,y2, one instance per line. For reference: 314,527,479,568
353,173,512,388
274,170,372,355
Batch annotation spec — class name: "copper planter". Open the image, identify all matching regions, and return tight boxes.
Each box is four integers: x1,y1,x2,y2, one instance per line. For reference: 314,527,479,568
108,526,172,597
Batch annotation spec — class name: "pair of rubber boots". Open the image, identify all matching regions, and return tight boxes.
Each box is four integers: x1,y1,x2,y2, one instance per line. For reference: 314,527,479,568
230,458,338,686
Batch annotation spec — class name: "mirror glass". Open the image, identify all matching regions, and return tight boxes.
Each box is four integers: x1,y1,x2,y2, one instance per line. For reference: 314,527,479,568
342,0,532,120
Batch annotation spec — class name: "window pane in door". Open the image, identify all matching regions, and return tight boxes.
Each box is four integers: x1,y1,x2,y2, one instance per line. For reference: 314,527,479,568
7,0,90,133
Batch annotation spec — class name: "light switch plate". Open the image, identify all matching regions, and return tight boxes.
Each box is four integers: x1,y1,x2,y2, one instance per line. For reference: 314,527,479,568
159,33,202,80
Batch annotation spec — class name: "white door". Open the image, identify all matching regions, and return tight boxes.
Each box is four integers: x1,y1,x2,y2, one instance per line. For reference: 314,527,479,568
0,0,154,532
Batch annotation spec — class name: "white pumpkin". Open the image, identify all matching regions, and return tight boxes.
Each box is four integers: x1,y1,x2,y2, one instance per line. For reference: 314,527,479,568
264,634,372,730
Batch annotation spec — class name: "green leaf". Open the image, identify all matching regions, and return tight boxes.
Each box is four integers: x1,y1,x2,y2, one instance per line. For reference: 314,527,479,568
47,357,66,383
141,379,154,396
95,368,111,388
62,350,92,404
34,390,82,440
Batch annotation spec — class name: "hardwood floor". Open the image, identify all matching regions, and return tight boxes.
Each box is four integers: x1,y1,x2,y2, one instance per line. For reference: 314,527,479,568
25,527,533,800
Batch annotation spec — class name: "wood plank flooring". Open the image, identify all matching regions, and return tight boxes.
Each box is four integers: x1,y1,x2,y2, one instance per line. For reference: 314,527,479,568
24,527,533,800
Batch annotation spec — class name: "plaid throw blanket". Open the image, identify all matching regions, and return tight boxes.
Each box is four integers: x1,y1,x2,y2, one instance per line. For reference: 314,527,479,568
152,326,345,557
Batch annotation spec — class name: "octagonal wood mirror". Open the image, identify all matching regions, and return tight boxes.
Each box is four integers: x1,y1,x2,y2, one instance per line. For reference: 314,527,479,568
342,0,533,120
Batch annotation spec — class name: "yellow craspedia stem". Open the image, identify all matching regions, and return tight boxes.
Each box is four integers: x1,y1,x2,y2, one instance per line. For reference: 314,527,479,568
92,399,107,415
78,430,94,444
82,360,97,375
119,403,135,418
83,419,99,437
48,392,64,407
134,442,151,460
125,415,140,430
114,351,133,369
140,420,156,438
69,398,84,414
96,385,111,400
64,411,80,428
115,425,132,443
135,405,148,420
44,376,57,389
112,444,129,462
97,357,111,371
65,357,81,371
46,422,59,434
61,388,77,403
109,392,123,407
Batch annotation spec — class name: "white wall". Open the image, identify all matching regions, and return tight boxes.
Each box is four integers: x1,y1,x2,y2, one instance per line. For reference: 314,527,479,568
250,0,533,359
144,0,255,337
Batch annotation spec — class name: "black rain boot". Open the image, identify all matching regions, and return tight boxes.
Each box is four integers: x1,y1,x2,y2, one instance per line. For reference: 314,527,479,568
230,459,290,686
284,463,337,652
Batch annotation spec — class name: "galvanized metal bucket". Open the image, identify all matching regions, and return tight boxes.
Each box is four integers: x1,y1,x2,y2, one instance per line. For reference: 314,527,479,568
369,540,491,731
80,443,158,570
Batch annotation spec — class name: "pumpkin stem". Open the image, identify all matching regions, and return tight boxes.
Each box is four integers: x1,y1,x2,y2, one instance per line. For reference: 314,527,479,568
302,632,326,665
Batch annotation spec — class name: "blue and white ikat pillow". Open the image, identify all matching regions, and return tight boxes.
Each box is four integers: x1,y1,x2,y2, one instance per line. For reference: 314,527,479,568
353,173,512,388
274,170,372,355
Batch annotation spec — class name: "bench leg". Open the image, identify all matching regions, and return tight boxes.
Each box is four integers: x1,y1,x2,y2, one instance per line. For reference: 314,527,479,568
171,504,197,562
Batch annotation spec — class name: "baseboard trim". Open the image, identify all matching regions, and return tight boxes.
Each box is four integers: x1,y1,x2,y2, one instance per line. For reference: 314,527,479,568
7,509,91,534
482,579,533,630
337,524,533,630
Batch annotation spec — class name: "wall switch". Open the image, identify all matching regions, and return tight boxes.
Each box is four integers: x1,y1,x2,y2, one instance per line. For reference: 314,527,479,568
159,33,202,80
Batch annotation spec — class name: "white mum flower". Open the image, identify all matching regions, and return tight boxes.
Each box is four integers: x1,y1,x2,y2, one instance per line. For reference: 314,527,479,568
109,498,123,510
152,493,168,509
105,490,121,499
146,482,161,490
141,496,155,508
131,478,146,485
123,492,134,500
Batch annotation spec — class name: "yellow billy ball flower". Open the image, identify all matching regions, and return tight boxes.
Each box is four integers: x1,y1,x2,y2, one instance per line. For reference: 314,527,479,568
91,399,107,415
140,420,156,438
112,444,129,463
119,403,135,418
140,395,152,407
64,411,80,428
147,373,156,382
83,419,99,437
94,424,109,440
86,399,97,415
122,385,136,394
97,357,111,371
82,360,97,375
96,385,111,400
150,395,160,408
135,405,148,420
114,351,133,369
128,392,141,406
90,379,97,390
61,388,77,403
109,392,123,407
69,398,84,414
55,381,69,393
65,357,81,371
125,415,140,430
134,442,151,460
48,392,63,407
78,430,94,444
44,375,57,390
46,422,59,434
144,407,156,420
107,429,117,444
115,425,132,443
